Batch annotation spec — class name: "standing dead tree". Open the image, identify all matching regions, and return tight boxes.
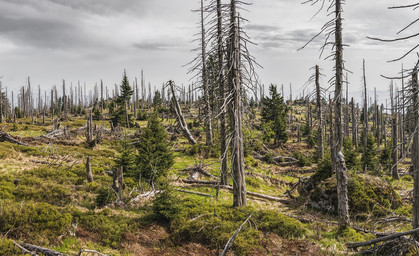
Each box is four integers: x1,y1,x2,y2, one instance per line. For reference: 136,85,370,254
301,0,350,232
186,0,214,147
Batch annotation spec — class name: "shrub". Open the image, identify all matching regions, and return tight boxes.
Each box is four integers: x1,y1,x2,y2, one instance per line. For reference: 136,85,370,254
0,237,22,255
0,201,72,242
95,187,116,208
152,189,181,223
75,209,131,248
256,210,307,238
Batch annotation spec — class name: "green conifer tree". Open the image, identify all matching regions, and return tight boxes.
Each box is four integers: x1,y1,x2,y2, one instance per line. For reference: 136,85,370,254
131,114,174,187
111,70,134,128
261,84,289,144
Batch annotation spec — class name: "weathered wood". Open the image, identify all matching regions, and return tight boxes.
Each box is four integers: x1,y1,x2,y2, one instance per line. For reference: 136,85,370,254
219,213,253,256
86,156,93,182
174,188,212,197
346,227,419,248
0,131,27,146
182,179,218,185
20,242,63,256
412,64,419,240
168,80,197,145
78,248,109,256
315,65,324,159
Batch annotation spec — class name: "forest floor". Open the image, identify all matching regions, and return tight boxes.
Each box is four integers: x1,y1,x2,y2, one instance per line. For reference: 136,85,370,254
0,108,415,255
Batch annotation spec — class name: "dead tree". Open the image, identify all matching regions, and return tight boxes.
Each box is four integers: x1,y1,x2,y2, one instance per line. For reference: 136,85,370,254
217,0,228,185
86,111,93,144
351,98,358,148
228,0,246,207
362,59,369,172
63,79,67,120
301,0,350,232
413,65,419,239
168,80,197,145
315,65,324,159
390,81,399,179
112,166,124,200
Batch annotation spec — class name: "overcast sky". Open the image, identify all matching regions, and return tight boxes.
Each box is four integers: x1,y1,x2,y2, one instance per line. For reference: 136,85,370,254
0,0,418,103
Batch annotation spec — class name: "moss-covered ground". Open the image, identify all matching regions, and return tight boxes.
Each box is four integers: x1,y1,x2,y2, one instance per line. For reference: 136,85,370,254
0,105,414,255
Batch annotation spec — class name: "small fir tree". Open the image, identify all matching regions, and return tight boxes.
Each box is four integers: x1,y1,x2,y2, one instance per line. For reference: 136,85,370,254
111,71,134,128
132,114,174,187
261,84,289,144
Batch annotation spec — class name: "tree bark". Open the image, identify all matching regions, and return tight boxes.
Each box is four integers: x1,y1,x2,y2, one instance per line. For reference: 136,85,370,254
200,0,213,147
334,0,350,232
217,0,228,185
168,80,197,145
412,65,419,240
229,0,246,207
391,81,399,179
362,59,369,172
86,156,93,183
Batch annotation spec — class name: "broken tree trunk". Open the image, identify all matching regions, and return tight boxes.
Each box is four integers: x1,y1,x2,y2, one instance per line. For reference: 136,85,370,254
168,80,197,145
112,166,124,200
86,156,93,182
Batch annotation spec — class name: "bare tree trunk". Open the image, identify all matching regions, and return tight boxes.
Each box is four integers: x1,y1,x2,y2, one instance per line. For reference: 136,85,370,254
200,0,213,147
315,65,324,159
112,166,124,200
229,0,246,207
391,81,399,179
86,111,93,144
0,81,3,123
334,0,350,232
351,98,357,148
344,77,350,137
218,0,228,186
86,156,93,182
63,79,67,120
168,81,197,145
100,79,104,120
329,96,335,172
362,59,369,172
412,65,419,240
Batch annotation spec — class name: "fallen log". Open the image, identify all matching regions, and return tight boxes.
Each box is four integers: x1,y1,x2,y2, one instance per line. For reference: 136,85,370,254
0,131,27,146
13,241,39,256
346,227,419,249
19,242,63,256
78,248,109,256
182,179,218,185
174,188,212,197
180,165,217,179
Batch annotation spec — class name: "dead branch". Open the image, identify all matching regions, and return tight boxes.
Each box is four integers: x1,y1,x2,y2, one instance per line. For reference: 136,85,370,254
13,241,39,256
346,227,419,249
182,179,219,185
78,249,109,256
219,212,253,256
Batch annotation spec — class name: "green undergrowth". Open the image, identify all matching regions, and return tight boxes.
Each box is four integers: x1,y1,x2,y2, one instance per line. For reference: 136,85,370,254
310,173,403,218
152,190,308,255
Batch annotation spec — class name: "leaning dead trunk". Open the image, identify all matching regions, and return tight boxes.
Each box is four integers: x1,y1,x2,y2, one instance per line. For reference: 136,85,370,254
168,80,197,145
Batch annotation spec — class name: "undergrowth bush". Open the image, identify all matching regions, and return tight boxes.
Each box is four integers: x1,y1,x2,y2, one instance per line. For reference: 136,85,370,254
0,200,72,243
153,193,307,255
